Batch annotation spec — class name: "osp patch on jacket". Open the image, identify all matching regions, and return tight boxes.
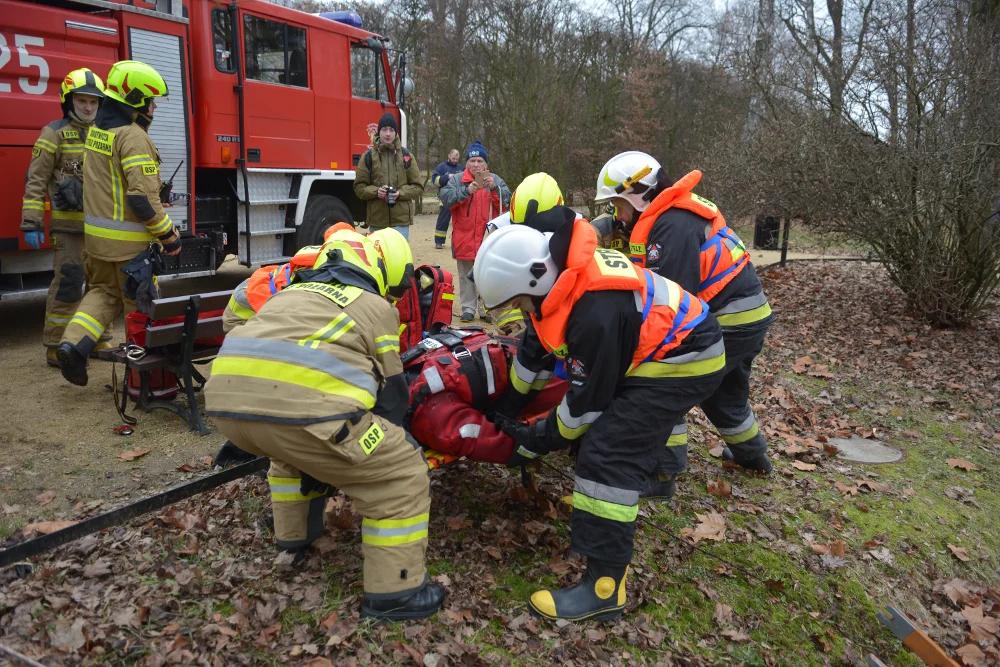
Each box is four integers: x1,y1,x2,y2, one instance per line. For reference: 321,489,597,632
567,356,588,387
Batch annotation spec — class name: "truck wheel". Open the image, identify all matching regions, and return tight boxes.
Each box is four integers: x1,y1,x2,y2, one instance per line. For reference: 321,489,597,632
297,195,354,248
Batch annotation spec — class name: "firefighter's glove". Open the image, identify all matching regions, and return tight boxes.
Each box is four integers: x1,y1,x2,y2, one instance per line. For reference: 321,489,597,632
501,419,548,468
300,472,334,498
23,231,45,250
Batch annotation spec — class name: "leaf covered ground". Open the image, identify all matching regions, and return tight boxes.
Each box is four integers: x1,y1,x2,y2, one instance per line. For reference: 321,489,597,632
3,261,1000,666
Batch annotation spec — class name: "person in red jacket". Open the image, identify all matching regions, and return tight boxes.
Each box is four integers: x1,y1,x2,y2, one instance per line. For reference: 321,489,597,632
439,140,511,322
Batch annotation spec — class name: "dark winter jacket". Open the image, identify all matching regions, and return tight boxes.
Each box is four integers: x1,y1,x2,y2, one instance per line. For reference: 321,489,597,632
353,137,422,229
431,159,463,190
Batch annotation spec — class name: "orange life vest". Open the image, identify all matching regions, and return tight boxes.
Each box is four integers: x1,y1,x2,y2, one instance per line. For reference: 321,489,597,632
531,219,708,371
244,222,359,313
629,170,749,303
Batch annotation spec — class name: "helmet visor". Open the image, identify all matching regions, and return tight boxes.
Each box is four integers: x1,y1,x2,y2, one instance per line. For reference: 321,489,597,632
387,263,414,302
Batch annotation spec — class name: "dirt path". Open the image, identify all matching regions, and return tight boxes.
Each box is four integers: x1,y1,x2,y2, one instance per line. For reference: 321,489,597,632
0,213,459,536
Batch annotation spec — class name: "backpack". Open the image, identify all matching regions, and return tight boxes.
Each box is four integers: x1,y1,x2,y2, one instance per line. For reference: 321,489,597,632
402,329,569,465
365,146,412,174
394,265,455,352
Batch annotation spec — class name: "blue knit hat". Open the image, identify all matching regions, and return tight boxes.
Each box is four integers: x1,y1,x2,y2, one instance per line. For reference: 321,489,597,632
466,140,487,162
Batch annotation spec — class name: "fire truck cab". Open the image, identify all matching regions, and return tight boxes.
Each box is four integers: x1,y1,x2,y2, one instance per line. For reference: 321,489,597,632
0,0,409,296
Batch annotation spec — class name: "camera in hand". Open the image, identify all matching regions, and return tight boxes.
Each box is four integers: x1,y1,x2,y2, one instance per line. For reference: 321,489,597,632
386,185,398,208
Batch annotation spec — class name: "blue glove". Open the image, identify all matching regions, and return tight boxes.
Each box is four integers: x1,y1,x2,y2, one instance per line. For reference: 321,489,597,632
23,231,45,250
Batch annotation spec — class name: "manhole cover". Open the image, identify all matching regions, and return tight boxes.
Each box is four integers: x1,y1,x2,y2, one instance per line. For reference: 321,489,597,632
830,436,903,464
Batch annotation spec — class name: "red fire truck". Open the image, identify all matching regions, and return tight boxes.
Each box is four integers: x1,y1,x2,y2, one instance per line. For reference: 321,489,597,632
0,0,410,297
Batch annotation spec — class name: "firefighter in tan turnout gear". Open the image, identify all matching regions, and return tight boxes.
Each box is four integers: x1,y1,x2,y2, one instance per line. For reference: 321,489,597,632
57,60,182,386
21,68,109,366
204,234,446,621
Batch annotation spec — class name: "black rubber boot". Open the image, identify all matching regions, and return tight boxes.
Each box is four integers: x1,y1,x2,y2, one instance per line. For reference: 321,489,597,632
212,441,259,469
723,448,773,473
360,583,446,621
56,342,88,387
639,473,677,502
528,559,628,622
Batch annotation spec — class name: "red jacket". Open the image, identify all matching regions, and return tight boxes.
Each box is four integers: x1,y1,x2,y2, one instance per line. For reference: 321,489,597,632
444,169,510,260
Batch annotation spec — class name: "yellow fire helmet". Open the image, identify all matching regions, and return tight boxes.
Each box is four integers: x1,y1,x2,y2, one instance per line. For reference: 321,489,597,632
104,60,168,108
60,68,105,103
312,233,389,297
368,228,415,301
510,172,564,225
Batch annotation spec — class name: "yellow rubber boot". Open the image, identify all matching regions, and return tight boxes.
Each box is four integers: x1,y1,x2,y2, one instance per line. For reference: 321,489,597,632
528,560,628,622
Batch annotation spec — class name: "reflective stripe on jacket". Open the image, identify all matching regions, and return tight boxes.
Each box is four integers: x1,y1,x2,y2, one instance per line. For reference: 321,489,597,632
21,118,90,234
531,219,711,375
205,281,404,424
82,121,177,261
629,170,750,303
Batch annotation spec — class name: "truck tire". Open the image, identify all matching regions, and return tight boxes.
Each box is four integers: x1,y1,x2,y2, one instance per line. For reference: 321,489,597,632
297,195,354,248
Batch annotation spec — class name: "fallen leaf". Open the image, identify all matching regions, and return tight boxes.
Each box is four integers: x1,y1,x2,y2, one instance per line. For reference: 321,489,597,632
311,535,337,555
947,458,982,472
320,611,339,630
486,546,503,560
721,629,751,642
956,644,986,667
707,478,732,498
83,559,112,578
961,604,1000,642
834,481,858,496
167,534,196,555
49,618,86,652
857,479,891,493
117,448,150,462
713,603,734,627
448,516,473,531
810,543,830,555
175,463,200,472
792,355,813,373
35,490,56,506
822,444,840,457
256,622,282,647
680,511,726,543
708,446,725,458
302,659,333,667
949,544,971,562
807,364,835,379
586,628,606,641
325,620,357,646
764,579,785,592
399,642,423,665
327,507,355,530
23,520,77,536
945,579,979,607
829,540,847,557
780,443,807,456
790,461,817,471
548,558,574,576
2,503,21,515
867,547,894,564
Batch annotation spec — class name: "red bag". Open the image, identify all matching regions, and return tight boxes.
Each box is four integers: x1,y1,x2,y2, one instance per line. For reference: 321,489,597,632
395,265,455,352
124,310,225,400
404,329,568,463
